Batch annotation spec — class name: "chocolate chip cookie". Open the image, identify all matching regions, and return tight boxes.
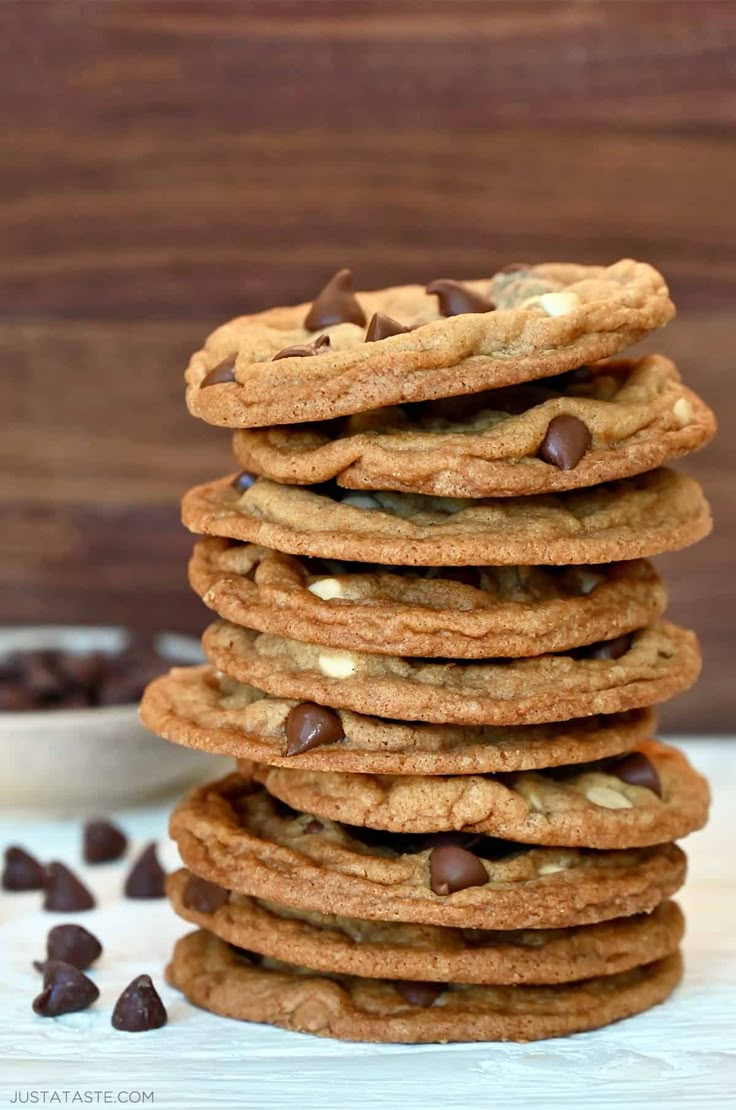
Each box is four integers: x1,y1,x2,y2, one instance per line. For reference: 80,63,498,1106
185,261,674,428
181,468,711,566
169,773,687,929
169,869,684,986
189,539,666,658
141,665,655,775
201,620,700,726
232,355,714,496
247,739,709,848
166,929,683,1043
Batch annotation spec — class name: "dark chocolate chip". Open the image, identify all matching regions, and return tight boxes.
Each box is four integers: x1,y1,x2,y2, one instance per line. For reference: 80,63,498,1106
0,683,38,710
304,269,366,330
364,313,411,342
609,752,662,798
183,873,229,914
272,334,331,360
285,702,345,757
33,960,99,1018
124,843,166,899
201,356,236,388
83,820,128,864
429,845,488,896
36,924,102,971
426,279,495,316
43,862,95,912
395,980,446,1007
111,974,167,1032
231,470,257,492
538,414,592,470
2,846,45,891
587,634,633,661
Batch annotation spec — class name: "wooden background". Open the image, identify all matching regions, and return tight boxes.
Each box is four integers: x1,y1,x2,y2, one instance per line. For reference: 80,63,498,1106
1,1,733,730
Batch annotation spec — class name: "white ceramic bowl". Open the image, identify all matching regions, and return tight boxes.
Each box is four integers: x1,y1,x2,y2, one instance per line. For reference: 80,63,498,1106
0,626,225,812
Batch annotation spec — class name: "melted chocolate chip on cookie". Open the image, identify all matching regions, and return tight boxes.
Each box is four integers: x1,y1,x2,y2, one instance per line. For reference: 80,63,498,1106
285,703,345,756
430,845,489,896
201,356,236,388
609,752,662,797
364,313,411,342
538,414,592,470
273,334,331,360
183,873,230,914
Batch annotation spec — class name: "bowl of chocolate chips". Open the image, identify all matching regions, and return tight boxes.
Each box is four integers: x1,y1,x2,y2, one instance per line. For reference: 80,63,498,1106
0,627,223,810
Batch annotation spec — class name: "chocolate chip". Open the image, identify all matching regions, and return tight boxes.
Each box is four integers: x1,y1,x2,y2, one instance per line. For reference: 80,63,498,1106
364,313,411,342
429,845,488,896
83,820,128,864
395,980,446,1007
36,924,102,971
609,752,662,798
304,269,366,330
124,843,166,899
33,960,99,1018
587,634,633,661
285,702,345,756
231,470,256,492
111,974,167,1032
200,356,236,388
538,414,592,470
303,817,324,834
426,279,495,316
43,863,95,912
2,846,45,891
183,873,229,914
272,334,331,360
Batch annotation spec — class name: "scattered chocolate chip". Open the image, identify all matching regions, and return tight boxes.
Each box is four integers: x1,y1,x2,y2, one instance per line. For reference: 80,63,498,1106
272,334,331,360
429,845,488,896
364,313,411,342
426,279,495,316
124,843,166,900
2,846,45,891
587,634,633,661
303,817,324,834
33,960,99,1017
609,752,662,798
183,873,229,914
231,470,256,492
83,820,128,865
43,862,95,912
35,924,102,971
111,974,167,1032
395,980,446,1007
200,356,236,388
538,414,592,470
304,269,366,330
285,702,345,757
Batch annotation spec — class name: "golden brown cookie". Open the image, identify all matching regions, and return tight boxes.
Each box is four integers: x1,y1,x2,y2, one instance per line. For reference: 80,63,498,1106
202,620,700,726
169,869,684,987
248,739,709,849
232,356,714,497
170,774,687,929
181,468,711,566
167,929,683,1043
190,539,667,658
185,261,674,428
141,665,656,775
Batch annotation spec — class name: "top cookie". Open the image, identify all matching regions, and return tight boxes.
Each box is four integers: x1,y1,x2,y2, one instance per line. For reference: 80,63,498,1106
185,261,674,427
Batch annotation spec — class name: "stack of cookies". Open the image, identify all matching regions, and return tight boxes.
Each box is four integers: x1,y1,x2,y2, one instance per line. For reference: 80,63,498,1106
142,261,715,1043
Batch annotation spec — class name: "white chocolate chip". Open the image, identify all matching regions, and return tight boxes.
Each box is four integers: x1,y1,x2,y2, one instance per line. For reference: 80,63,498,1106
537,862,568,875
308,578,344,600
539,291,581,317
522,787,546,813
673,397,693,428
585,785,634,810
341,494,380,510
317,649,358,678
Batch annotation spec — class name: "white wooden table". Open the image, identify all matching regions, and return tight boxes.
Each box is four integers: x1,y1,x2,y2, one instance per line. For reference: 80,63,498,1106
1,739,734,1110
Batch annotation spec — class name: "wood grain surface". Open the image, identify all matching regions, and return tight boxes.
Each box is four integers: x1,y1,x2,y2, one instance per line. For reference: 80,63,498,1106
0,1,733,730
